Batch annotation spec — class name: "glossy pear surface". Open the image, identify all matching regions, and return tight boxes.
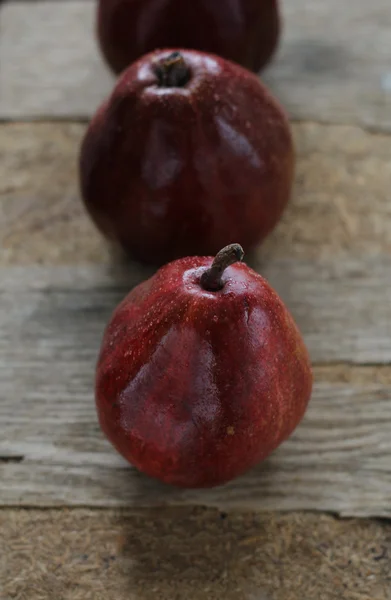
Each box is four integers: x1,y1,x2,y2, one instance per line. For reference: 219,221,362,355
96,247,312,488
80,49,294,265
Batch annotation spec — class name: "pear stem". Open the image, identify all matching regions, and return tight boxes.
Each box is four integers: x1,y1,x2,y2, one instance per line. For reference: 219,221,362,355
154,52,191,88
200,244,244,292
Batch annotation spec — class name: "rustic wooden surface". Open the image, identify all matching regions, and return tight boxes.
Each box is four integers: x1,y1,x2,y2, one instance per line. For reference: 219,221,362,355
1,0,391,597
1,121,391,265
1,121,391,515
2,272,391,513
1,0,391,129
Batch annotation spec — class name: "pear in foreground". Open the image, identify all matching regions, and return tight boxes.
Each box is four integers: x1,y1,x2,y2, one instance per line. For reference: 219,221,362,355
96,244,312,488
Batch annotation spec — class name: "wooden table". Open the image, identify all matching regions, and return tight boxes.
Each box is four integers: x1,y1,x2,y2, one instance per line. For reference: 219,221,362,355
1,1,390,598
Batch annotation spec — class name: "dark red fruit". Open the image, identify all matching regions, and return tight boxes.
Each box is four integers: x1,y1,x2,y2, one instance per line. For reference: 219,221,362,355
97,0,280,75
96,244,312,488
80,49,294,265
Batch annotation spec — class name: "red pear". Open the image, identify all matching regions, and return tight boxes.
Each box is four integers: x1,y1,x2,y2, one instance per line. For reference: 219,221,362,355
97,0,280,75
96,244,312,488
80,49,294,265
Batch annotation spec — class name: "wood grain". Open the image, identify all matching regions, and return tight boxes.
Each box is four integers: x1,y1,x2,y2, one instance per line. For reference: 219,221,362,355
1,122,390,265
1,263,391,515
1,0,391,130
1,3,391,519
2,509,390,600
264,0,391,132
0,1,115,119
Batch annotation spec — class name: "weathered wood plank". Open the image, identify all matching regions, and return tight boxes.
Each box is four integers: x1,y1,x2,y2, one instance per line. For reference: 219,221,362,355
0,1,115,119
0,122,107,265
1,0,391,130
1,263,391,515
1,122,390,265
2,509,390,600
1,258,391,364
1,382,391,517
264,0,391,132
